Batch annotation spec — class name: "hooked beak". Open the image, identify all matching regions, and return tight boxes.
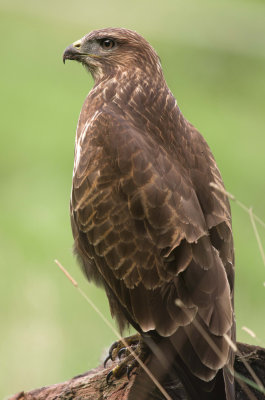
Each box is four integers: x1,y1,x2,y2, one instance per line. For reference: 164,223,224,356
63,40,82,64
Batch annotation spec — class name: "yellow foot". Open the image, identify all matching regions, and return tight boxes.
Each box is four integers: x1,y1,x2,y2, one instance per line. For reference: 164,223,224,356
104,334,148,384
104,333,140,367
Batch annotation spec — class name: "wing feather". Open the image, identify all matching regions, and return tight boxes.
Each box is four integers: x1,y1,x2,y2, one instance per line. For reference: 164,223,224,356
71,97,234,385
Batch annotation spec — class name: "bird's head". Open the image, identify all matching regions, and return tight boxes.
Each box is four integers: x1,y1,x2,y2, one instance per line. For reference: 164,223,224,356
63,28,162,82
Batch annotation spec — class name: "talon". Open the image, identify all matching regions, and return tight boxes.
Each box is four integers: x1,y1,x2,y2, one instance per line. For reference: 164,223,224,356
127,364,136,380
103,334,147,384
104,354,112,368
109,341,118,355
127,365,132,380
104,340,120,367
118,347,126,359
106,370,114,384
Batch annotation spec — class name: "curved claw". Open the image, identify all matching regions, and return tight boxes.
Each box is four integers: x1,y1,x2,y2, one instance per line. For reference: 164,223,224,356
109,341,118,355
106,370,114,385
104,340,119,367
127,364,136,380
118,347,126,360
104,354,112,368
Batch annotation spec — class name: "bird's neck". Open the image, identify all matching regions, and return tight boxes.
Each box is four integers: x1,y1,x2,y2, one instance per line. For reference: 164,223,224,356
85,70,184,162
89,68,174,118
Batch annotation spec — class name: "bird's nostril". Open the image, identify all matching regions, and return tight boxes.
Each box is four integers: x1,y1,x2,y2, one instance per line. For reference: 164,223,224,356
73,40,81,49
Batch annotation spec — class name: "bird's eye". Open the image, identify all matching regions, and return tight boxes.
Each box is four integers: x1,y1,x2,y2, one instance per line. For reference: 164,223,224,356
100,39,115,50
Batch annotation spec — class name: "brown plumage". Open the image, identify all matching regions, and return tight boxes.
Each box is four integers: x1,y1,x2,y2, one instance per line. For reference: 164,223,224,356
63,28,235,399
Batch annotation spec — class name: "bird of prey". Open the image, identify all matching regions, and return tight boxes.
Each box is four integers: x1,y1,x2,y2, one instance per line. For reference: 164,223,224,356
63,28,235,400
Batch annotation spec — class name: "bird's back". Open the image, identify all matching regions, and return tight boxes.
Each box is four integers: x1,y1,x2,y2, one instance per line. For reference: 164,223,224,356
65,29,235,400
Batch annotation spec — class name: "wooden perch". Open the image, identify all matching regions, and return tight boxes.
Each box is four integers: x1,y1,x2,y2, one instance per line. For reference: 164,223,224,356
9,343,265,400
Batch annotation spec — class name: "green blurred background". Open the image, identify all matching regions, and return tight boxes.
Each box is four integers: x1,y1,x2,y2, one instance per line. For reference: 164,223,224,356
0,0,264,398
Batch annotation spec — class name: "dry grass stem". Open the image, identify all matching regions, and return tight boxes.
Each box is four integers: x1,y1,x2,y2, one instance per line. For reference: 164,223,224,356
249,207,265,268
242,326,256,339
209,183,265,229
55,259,172,400
54,259,78,287
242,326,265,348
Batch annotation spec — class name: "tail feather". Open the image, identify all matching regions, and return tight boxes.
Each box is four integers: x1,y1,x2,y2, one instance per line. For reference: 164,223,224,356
128,336,235,400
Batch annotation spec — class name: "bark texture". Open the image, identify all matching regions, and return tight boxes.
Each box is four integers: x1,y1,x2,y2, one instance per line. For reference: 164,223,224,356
9,343,265,400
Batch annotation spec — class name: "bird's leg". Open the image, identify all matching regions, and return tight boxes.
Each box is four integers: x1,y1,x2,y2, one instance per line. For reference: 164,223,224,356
104,333,140,366
104,333,149,383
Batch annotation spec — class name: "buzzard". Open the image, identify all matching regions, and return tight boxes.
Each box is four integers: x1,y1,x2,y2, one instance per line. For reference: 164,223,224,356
63,28,235,400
